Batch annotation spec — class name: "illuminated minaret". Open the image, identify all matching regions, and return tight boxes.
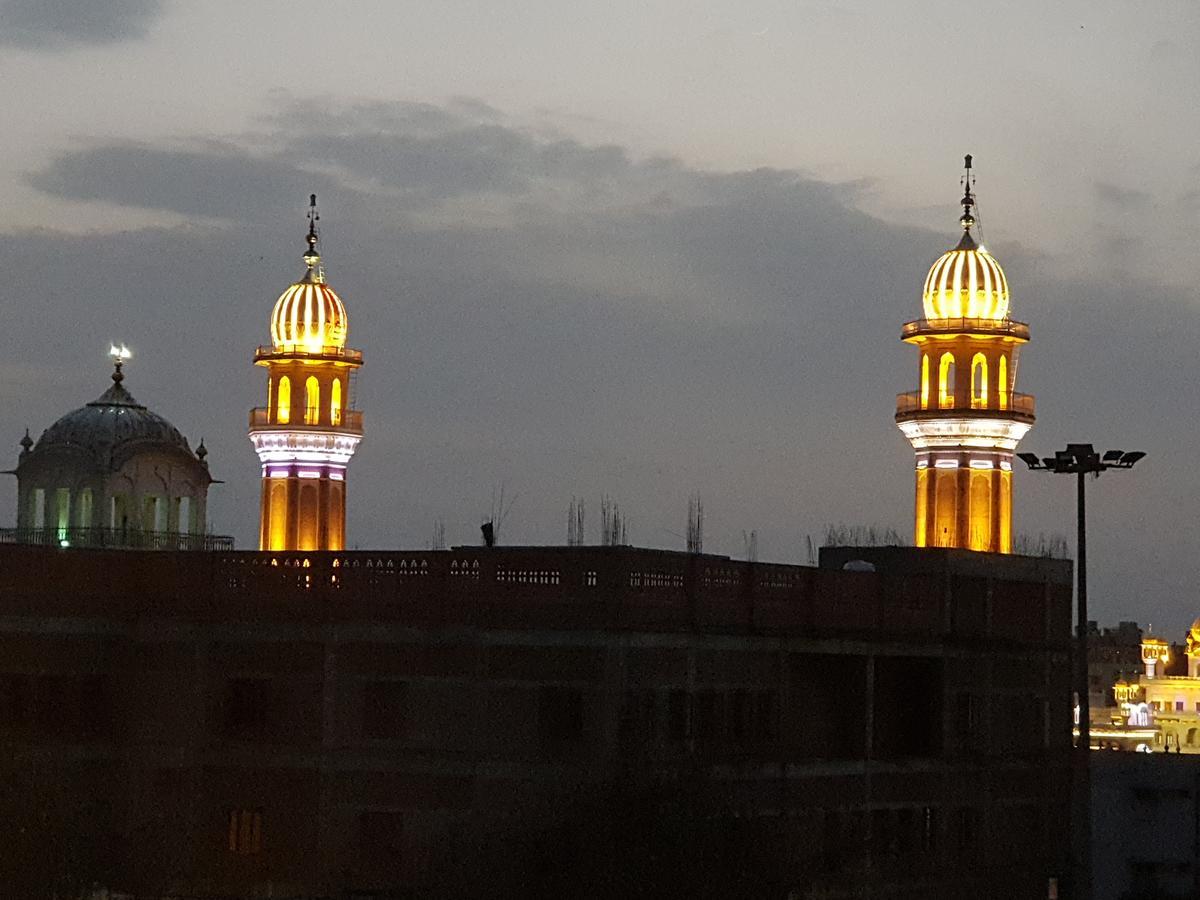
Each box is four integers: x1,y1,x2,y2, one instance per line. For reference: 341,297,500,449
895,157,1035,552
248,195,363,551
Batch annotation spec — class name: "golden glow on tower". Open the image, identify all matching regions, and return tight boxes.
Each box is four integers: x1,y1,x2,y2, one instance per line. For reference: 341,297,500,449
921,232,1010,321
895,156,1034,554
269,278,349,351
248,195,364,552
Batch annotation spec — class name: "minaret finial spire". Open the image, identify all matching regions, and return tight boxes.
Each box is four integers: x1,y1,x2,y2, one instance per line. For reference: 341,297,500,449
108,343,131,383
303,193,324,283
959,153,975,232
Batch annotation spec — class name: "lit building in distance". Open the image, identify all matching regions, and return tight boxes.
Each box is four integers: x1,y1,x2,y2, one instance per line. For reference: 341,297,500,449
895,156,1035,551
1093,626,1200,753
248,196,364,551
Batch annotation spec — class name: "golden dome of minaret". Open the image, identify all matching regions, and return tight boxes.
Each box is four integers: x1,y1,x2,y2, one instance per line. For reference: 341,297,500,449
269,197,349,351
920,159,1010,322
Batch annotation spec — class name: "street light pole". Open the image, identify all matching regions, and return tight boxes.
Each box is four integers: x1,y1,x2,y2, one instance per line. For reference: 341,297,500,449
1018,444,1144,900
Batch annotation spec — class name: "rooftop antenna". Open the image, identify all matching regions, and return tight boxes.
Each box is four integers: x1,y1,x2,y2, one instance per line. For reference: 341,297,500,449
743,529,758,562
686,493,704,554
600,495,627,546
482,484,518,547
567,497,586,546
430,519,446,551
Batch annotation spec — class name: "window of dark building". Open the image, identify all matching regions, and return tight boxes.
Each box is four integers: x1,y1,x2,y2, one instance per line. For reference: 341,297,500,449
538,686,584,742
619,689,656,739
618,689,636,738
821,809,844,872
695,689,720,742
954,692,981,748
873,657,943,759
754,690,778,742
362,680,407,740
954,807,979,854
729,689,749,741
895,806,915,854
921,806,938,853
789,653,868,761
222,678,270,738
78,675,111,737
358,810,404,866
871,808,897,857
666,689,689,741
228,809,262,855
0,674,32,730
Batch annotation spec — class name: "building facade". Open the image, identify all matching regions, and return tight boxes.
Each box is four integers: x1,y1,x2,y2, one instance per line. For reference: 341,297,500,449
248,196,364,552
894,157,1035,552
0,542,1073,899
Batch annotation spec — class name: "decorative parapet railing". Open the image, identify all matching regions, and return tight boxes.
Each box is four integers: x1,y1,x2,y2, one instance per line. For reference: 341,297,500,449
0,527,234,551
901,318,1030,340
254,344,363,363
895,390,1035,421
248,408,363,432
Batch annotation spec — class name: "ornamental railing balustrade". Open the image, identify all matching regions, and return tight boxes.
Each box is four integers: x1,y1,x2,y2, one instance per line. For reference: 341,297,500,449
0,526,234,551
248,408,363,431
894,390,1035,419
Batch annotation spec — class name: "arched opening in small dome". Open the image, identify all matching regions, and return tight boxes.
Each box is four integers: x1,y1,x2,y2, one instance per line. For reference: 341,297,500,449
331,378,342,426
938,353,956,408
920,355,930,409
971,353,988,409
305,377,320,425
77,488,93,529
277,377,292,425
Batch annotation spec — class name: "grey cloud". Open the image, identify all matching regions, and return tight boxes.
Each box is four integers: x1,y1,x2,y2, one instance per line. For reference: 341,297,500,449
1094,180,1151,210
29,144,352,223
12,98,1200,636
0,0,162,48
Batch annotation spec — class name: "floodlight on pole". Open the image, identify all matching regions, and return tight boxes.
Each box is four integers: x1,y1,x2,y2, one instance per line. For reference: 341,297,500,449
1019,442,1144,900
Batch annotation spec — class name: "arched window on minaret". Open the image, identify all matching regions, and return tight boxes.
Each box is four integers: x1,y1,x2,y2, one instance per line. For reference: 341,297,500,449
331,378,343,426
971,353,988,408
998,356,1009,410
277,376,292,424
920,355,930,409
938,352,956,408
305,377,320,425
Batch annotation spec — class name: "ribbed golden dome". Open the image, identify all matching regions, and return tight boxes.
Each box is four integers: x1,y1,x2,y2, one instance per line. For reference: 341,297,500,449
269,263,348,351
921,229,1010,321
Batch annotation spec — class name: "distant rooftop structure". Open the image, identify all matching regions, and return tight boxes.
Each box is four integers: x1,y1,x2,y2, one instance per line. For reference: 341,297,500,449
3,356,230,551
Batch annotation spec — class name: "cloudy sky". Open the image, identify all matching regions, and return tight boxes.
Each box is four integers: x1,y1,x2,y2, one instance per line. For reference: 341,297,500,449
1,0,1197,631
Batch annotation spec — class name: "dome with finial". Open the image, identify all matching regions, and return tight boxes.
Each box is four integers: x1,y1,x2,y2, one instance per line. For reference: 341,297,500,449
269,194,349,351
920,155,1011,322
31,361,195,470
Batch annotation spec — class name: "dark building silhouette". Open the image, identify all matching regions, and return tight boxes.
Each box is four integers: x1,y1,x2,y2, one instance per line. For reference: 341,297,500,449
0,541,1072,899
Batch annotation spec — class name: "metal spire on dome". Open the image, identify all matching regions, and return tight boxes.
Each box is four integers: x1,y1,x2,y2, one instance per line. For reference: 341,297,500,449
302,193,325,284
954,154,979,251
108,343,132,383
959,154,976,231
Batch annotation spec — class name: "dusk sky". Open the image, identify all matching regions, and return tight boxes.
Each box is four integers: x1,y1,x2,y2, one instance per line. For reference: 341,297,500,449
1,1,1197,631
